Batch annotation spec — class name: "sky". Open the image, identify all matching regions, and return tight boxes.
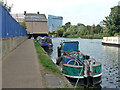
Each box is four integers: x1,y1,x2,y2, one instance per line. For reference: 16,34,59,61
5,0,120,25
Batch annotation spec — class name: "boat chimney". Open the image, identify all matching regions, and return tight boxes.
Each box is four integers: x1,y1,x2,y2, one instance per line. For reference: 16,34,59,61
37,12,40,14
24,11,26,15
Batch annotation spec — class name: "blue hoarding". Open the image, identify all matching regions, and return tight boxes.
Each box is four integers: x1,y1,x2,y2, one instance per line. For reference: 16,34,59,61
0,3,2,38
0,3,27,38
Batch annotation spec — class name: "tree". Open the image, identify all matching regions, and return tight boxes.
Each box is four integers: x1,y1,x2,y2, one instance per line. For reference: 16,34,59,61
63,31,71,37
86,25,91,30
64,22,71,31
0,0,4,5
55,27,65,37
77,23,85,26
0,0,13,12
94,24,102,34
55,27,64,33
104,5,120,35
77,24,87,35
65,22,71,27
19,21,27,29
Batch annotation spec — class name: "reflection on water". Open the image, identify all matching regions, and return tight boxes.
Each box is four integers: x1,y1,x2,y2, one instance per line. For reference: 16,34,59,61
46,38,120,88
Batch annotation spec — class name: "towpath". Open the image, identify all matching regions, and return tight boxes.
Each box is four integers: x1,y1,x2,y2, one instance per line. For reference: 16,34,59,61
2,39,73,88
2,39,44,88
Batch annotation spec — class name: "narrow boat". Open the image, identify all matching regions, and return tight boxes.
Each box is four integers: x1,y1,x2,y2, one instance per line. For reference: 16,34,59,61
102,35,120,47
56,40,102,86
37,36,53,50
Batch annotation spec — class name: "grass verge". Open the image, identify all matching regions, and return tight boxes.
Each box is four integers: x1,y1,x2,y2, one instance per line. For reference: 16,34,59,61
33,40,47,54
33,39,61,74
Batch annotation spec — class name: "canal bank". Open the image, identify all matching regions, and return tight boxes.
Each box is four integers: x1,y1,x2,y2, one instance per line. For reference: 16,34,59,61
33,40,73,88
48,38,120,88
2,39,72,88
34,39,102,89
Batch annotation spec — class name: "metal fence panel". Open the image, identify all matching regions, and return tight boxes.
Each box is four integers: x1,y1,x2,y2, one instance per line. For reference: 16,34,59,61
2,6,6,38
0,3,27,38
0,4,2,38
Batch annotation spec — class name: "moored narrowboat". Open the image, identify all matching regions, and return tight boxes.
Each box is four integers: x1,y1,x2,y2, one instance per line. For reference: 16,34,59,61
102,36,120,47
37,36,53,50
56,40,102,86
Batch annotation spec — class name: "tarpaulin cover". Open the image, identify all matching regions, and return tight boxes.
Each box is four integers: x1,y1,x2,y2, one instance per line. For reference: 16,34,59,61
61,41,79,52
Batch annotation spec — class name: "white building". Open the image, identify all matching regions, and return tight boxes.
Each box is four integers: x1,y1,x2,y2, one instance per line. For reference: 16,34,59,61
11,13,25,22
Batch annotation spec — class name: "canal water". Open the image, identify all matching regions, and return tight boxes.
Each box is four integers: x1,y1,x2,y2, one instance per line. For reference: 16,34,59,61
47,37,120,88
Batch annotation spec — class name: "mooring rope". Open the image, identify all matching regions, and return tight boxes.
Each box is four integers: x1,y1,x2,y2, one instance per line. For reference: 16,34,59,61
65,51,83,65
74,68,83,89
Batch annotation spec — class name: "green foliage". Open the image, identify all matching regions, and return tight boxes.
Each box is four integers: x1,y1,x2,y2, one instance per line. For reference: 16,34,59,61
33,40,61,74
0,0,13,12
33,40,47,54
61,22,105,38
63,31,71,37
51,31,55,33
65,22,71,28
94,25,102,34
55,27,64,34
63,22,71,31
57,5,120,39
38,54,61,73
0,0,4,5
55,27,65,37
114,32,120,36
104,5,120,35
19,21,27,29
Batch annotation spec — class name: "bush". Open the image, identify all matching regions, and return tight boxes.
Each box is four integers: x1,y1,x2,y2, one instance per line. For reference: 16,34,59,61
114,32,120,36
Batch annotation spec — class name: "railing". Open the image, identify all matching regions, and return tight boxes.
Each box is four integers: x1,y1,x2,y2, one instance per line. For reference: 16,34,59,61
0,3,27,38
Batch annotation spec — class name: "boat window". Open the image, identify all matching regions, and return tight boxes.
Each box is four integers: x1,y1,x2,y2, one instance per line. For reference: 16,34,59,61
108,39,112,41
42,39,44,42
113,39,117,42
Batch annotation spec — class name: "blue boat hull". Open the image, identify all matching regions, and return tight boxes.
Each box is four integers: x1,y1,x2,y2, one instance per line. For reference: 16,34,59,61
41,43,53,50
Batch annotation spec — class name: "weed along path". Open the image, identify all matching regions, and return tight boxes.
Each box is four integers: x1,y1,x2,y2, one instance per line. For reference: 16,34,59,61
33,40,73,88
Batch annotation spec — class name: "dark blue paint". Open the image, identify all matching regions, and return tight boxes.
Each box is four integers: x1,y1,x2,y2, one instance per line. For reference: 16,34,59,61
0,3,2,38
41,43,53,46
0,3,27,38
61,42,79,52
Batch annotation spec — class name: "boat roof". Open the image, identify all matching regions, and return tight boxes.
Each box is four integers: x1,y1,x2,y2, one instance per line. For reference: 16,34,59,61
116,35,120,37
61,40,79,43
63,41,79,43
103,36,120,38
